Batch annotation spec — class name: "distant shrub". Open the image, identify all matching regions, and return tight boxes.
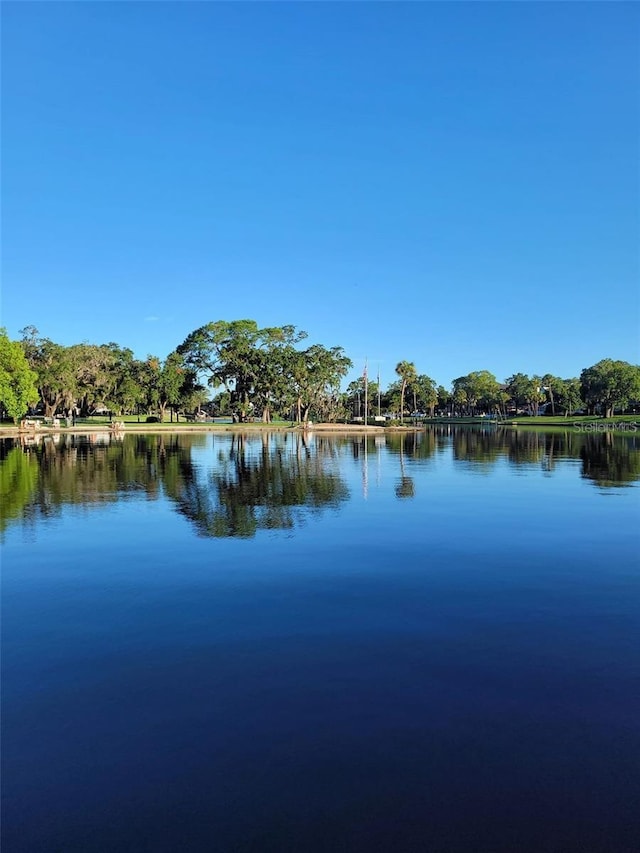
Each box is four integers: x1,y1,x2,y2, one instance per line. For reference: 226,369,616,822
146,416,160,423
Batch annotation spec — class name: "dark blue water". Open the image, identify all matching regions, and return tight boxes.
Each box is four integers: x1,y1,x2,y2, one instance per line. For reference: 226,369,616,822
2,429,639,852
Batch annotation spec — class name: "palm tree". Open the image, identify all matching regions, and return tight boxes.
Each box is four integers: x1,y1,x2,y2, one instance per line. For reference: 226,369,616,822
541,373,559,416
395,360,417,424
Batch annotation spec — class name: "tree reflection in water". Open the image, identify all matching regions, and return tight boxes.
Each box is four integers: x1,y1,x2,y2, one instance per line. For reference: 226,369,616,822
0,432,348,539
1,427,638,536
384,432,437,499
580,431,640,488
168,432,349,537
381,426,640,492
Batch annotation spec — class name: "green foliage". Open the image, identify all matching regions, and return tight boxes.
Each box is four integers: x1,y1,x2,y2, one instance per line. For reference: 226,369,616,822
9,322,640,425
580,359,640,418
178,321,311,422
346,377,380,419
141,352,202,421
177,322,349,423
395,360,417,423
436,385,451,414
288,344,352,422
0,329,39,421
505,373,545,416
414,374,438,415
20,327,69,417
19,328,140,417
540,373,563,415
452,371,501,415
555,378,582,416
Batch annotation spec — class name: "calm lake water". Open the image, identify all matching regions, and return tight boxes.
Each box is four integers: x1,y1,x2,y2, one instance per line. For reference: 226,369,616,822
2,428,639,853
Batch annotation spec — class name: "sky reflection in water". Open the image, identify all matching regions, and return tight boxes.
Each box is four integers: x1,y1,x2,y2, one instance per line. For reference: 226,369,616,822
2,428,639,853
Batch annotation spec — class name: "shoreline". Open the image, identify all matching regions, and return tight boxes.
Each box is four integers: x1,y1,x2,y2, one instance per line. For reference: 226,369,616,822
0,422,419,439
3,418,636,440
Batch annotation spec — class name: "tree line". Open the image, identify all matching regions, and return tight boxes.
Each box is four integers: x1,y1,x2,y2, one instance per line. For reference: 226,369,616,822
1,321,639,423
347,361,640,422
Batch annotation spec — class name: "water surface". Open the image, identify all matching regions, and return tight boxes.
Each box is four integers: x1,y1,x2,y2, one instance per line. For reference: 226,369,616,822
2,428,639,852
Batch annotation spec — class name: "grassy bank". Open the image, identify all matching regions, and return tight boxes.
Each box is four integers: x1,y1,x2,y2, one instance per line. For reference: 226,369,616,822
2,414,637,438
424,415,639,427
0,417,396,437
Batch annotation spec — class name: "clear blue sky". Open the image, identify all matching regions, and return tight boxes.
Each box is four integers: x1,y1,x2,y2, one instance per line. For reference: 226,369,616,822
2,2,638,389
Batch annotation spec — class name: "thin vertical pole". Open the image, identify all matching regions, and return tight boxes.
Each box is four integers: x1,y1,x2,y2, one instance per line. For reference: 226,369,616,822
364,359,368,427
